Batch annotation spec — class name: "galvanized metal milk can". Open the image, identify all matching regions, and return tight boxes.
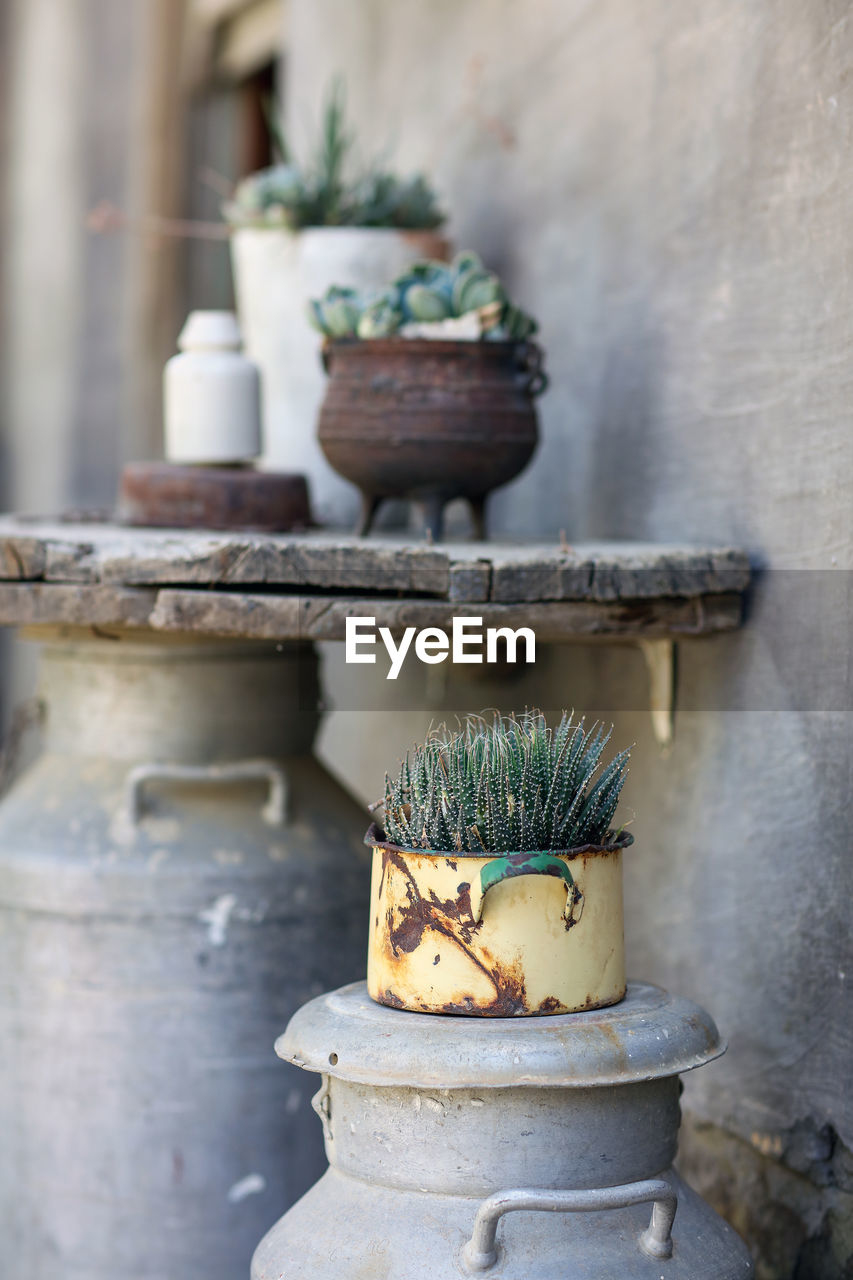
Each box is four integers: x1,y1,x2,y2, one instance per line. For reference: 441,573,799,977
253,981,754,1278
0,636,370,1280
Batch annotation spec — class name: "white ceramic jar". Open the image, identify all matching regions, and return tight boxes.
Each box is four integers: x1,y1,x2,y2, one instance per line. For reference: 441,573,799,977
164,310,261,464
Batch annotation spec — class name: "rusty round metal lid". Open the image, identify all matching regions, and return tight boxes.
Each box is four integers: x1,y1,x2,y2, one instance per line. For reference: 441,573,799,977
116,462,311,532
276,980,725,1089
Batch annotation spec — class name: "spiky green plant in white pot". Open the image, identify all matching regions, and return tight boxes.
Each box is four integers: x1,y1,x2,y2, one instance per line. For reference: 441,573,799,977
224,82,444,232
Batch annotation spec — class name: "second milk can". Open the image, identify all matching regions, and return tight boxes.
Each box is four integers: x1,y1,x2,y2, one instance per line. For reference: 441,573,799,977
0,635,370,1280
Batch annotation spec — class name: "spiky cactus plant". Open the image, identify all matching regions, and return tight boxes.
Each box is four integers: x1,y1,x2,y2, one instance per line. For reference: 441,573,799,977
380,711,631,855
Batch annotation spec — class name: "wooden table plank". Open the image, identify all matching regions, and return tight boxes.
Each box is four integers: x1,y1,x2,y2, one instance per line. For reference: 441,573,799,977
0,576,742,642
0,582,156,629
445,543,751,602
0,518,751,606
148,589,742,642
0,522,450,595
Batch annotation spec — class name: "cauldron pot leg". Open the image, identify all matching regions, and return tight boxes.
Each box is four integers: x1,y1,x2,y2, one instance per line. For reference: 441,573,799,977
419,495,446,543
356,493,382,537
469,495,488,541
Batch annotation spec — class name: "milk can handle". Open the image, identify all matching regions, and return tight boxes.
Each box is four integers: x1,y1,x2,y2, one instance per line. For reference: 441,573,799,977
469,852,583,926
123,759,288,827
461,1178,677,1273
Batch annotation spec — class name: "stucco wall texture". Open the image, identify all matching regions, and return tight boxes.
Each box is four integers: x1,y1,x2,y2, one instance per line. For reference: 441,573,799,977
293,3,853,1275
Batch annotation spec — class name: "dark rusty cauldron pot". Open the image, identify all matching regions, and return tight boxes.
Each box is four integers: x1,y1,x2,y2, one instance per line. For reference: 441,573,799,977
316,338,546,540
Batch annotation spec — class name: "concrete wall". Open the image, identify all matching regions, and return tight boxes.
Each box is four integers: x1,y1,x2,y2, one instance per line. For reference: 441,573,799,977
289,3,853,1275
0,0,244,731
0,0,268,520
0,0,192,732
1,0,189,515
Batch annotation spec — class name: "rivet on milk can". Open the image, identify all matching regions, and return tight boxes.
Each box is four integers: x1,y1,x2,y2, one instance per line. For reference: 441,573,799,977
251,981,754,1278
0,635,370,1278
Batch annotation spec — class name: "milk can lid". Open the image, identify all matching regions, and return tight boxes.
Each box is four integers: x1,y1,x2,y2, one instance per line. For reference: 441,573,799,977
276,980,725,1089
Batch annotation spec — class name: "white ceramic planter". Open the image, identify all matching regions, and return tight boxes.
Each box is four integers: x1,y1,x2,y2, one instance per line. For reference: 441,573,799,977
231,227,448,526
164,311,261,464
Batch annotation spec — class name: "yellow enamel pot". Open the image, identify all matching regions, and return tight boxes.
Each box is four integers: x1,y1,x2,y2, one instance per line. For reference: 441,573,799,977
365,823,631,1016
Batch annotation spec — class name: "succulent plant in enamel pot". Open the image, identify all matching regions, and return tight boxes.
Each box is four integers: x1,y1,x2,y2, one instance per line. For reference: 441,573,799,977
310,252,547,541
366,710,632,1017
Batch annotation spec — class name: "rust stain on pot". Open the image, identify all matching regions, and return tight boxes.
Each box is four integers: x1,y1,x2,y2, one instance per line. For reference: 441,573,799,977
382,848,482,957
433,957,529,1018
374,845,538,1015
377,848,390,899
563,883,584,932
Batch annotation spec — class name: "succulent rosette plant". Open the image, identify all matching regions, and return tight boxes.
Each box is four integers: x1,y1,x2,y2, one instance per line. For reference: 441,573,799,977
308,251,538,344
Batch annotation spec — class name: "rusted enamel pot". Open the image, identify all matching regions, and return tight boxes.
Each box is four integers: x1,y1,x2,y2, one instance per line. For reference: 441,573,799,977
316,339,544,540
365,823,630,1016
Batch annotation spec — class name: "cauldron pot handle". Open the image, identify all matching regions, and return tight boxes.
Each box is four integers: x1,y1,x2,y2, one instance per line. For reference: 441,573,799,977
515,341,549,397
460,1178,678,1273
470,851,583,926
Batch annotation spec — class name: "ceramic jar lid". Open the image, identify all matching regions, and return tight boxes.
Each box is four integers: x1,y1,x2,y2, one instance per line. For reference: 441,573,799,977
277,980,726,1090
177,310,243,350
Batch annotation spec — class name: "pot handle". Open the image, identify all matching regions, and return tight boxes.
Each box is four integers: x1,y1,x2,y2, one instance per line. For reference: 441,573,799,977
515,341,548,397
460,1179,677,1273
321,341,333,375
469,852,583,926
123,759,288,827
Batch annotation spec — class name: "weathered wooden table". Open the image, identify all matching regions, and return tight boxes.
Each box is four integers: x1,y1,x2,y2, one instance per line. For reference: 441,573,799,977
0,518,751,746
